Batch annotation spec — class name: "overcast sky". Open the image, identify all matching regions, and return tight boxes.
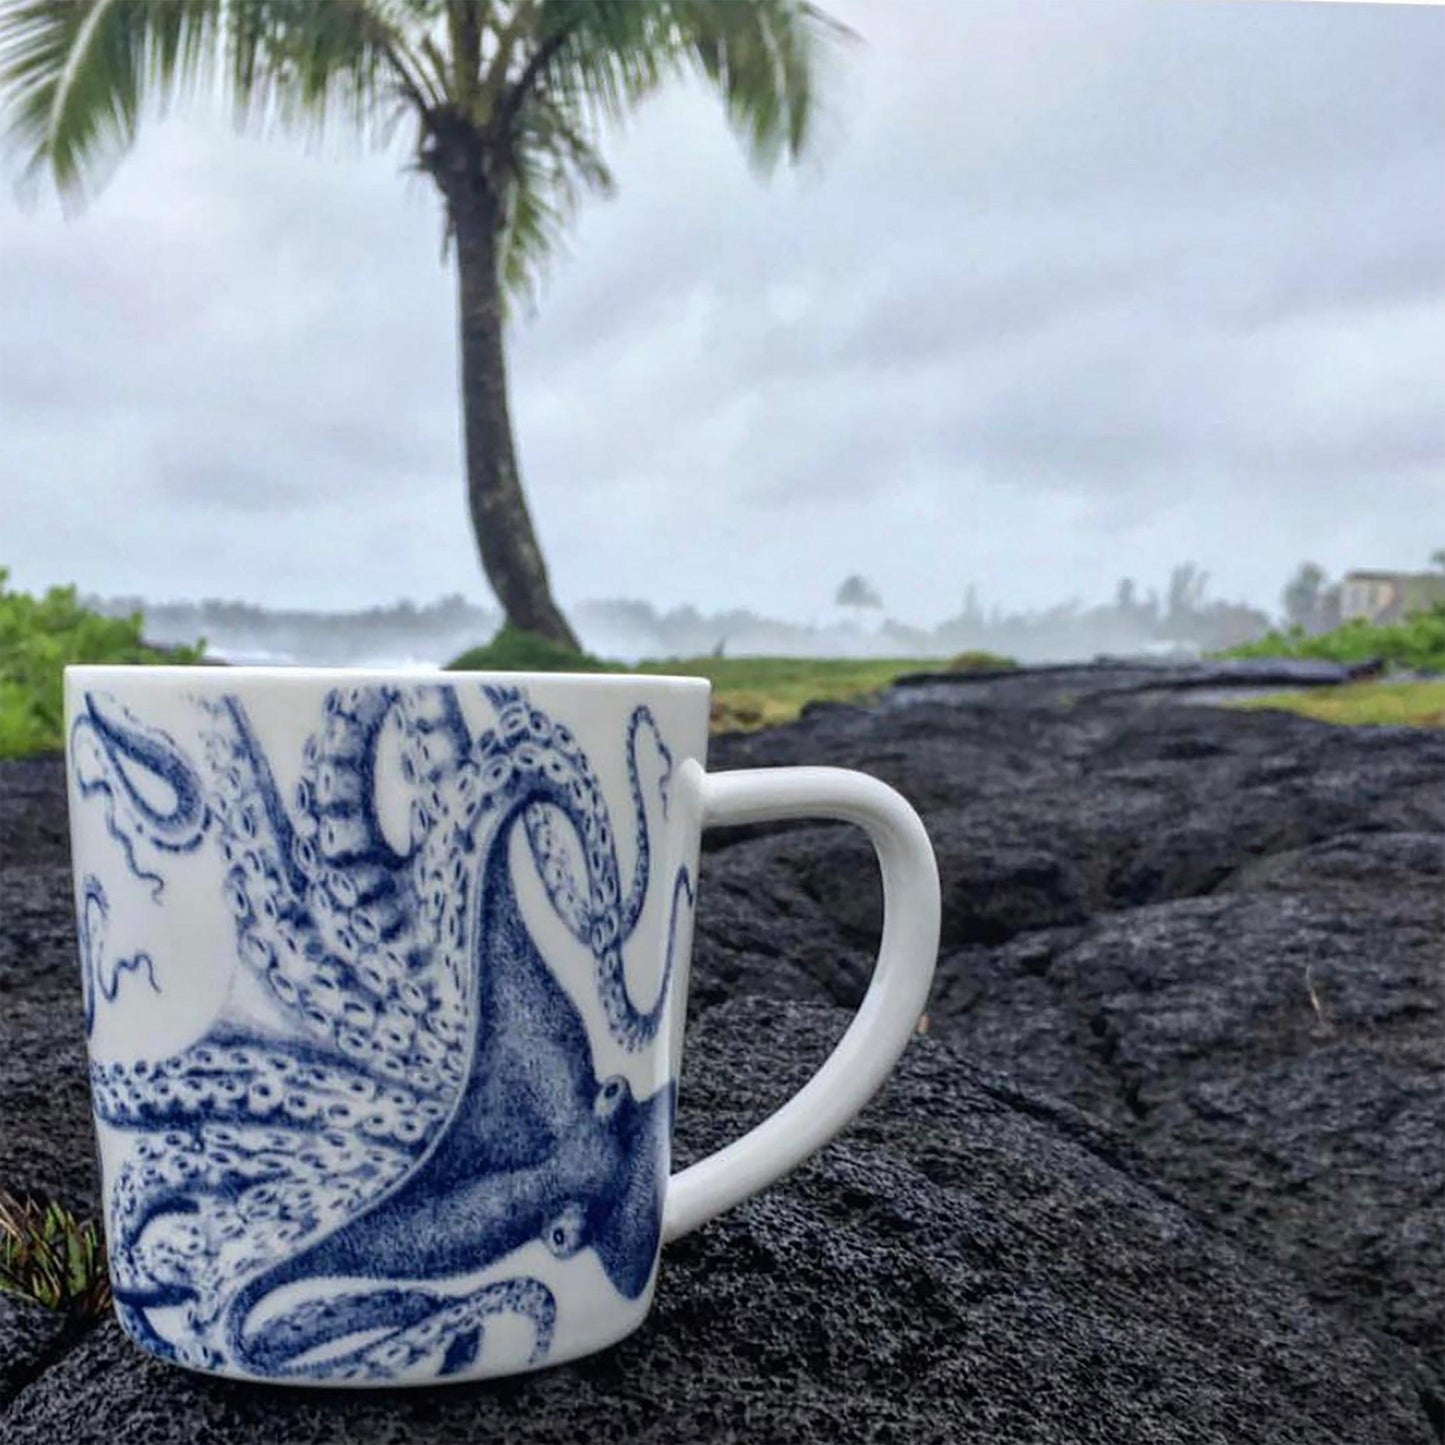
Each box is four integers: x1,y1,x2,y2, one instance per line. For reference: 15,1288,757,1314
2,0,1442,625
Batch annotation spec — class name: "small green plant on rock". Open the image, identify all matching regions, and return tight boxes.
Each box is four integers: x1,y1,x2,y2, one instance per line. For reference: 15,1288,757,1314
0,1189,111,1319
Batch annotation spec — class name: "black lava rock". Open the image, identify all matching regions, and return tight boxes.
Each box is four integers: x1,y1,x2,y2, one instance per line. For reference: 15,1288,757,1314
2,663,1441,1441
0,1000,1434,1444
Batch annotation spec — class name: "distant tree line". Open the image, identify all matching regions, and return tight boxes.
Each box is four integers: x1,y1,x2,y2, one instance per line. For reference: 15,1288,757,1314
827,560,1272,658
85,592,501,668
88,554,1441,668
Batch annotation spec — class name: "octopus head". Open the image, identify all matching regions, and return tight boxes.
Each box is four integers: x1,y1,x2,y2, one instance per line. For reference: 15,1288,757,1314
588,1080,675,1301
593,1074,631,1122
541,1201,588,1259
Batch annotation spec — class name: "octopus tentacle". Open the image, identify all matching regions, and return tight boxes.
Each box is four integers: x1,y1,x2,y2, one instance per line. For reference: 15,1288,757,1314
233,1277,556,1380
76,875,159,1036
521,703,673,951
70,693,209,898
441,696,682,1050
203,686,474,1094
500,699,682,1051
620,705,673,935
90,1039,447,1144
104,1113,421,1364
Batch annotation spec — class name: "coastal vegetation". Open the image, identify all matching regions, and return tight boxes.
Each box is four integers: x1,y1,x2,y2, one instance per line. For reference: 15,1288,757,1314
4,573,1442,759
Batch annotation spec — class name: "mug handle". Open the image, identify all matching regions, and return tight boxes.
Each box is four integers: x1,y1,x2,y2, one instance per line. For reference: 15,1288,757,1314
663,764,941,1241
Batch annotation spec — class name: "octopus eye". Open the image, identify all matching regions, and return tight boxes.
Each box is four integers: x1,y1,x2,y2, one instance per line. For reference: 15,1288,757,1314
594,1075,629,1121
543,1202,587,1259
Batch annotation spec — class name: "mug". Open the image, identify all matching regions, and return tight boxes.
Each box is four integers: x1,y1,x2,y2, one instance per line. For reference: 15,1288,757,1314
64,666,940,1385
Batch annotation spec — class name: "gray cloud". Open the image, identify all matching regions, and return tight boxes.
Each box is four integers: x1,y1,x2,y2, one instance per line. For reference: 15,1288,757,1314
2,0,1442,627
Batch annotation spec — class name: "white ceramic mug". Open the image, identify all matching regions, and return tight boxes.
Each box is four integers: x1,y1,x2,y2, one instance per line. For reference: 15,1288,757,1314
65,666,940,1385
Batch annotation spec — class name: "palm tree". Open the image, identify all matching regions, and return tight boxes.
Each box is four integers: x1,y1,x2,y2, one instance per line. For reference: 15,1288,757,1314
1,1,844,649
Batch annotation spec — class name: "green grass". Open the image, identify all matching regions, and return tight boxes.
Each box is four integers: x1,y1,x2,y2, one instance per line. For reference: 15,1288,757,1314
0,571,204,758
636,655,965,730
447,628,1014,731
447,624,617,674
1216,603,1445,673
650,651,1013,730
1230,680,1445,729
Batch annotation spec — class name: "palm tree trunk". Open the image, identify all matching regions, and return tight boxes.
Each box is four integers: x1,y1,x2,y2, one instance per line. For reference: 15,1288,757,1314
447,168,580,651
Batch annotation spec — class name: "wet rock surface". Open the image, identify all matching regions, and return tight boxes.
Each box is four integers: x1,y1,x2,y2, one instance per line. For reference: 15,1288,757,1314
0,1295,64,1410
2,662,1442,1441
2,1001,1436,1444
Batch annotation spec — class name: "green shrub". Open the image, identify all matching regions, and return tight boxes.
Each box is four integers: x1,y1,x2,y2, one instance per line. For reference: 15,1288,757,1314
945,650,1018,673
446,624,617,674
1217,603,1445,673
0,569,204,758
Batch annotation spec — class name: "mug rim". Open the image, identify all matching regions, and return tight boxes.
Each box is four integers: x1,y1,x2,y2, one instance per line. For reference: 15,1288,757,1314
64,663,713,694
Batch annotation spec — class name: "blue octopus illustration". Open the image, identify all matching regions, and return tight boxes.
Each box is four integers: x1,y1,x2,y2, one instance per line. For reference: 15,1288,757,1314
76,876,160,1037
72,683,692,1380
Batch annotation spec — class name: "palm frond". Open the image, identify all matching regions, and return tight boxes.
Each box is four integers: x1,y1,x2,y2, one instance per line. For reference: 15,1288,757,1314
0,0,215,197
491,1,664,142
0,0,436,204
510,1,847,164
227,0,427,142
481,0,845,304
669,0,851,169
498,87,616,312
